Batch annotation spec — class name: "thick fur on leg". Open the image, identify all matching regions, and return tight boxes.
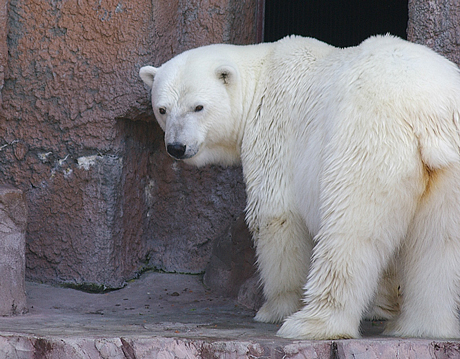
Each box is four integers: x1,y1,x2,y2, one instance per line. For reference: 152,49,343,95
277,234,406,340
385,164,460,338
253,213,312,323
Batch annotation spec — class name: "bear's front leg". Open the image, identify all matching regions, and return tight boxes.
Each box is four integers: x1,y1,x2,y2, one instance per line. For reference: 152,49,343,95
277,223,404,339
277,246,366,339
253,213,312,323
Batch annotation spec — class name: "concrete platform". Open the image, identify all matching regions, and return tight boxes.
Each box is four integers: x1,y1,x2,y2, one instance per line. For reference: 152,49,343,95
0,271,458,358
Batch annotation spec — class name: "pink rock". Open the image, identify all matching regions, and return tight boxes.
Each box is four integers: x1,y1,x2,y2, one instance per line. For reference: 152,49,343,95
0,185,27,316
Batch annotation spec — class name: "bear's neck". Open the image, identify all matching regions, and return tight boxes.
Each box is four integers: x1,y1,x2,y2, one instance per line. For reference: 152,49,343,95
240,64,296,234
228,43,276,156
238,37,335,233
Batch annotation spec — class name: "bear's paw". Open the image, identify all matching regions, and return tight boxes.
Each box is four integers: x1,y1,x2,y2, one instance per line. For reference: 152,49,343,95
277,310,360,340
254,292,302,324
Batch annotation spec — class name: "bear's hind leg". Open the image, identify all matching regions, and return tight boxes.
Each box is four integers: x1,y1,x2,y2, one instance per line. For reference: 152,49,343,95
385,164,460,339
278,134,425,339
253,213,312,323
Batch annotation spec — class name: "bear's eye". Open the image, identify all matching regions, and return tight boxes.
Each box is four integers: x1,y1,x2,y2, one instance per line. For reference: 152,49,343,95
159,107,166,115
194,105,204,112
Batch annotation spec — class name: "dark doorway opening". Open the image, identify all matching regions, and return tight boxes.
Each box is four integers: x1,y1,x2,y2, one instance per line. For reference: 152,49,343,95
263,0,408,47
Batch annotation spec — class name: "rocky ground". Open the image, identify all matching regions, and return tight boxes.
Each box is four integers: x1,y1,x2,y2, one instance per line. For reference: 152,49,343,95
0,271,458,358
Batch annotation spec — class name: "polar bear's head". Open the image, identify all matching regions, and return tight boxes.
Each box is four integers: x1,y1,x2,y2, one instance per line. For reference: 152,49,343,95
139,46,243,167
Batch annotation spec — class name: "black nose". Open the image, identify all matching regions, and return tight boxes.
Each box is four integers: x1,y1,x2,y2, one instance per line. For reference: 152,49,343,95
167,143,186,159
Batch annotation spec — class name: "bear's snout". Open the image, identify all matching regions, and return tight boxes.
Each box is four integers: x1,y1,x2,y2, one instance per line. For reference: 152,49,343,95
167,143,187,159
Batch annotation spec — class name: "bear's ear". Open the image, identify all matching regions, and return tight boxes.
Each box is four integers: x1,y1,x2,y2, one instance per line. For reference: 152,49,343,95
139,66,158,88
215,65,236,85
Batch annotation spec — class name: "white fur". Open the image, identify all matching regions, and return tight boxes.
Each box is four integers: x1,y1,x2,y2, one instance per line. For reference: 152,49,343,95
140,35,460,340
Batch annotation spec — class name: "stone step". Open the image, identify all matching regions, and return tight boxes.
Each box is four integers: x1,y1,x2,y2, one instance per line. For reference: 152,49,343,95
0,185,27,316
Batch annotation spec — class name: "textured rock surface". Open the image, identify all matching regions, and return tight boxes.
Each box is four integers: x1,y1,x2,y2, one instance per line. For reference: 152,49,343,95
203,214,264,310
407,0,460,65
203,215,256,296
0,336,459,359
0,0,255,287
0,0,6,107
0,185,27,316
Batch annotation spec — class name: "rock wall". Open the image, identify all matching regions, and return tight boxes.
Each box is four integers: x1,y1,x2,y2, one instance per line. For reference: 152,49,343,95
0,0,256,288
0,0,6,107
407,0,460,65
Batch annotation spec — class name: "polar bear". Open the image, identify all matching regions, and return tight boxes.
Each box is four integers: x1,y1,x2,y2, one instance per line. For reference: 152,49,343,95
140,35,460,340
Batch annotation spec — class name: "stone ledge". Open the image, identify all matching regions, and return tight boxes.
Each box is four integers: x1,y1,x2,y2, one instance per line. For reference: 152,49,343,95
0,333,458,358
0,184,27,316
